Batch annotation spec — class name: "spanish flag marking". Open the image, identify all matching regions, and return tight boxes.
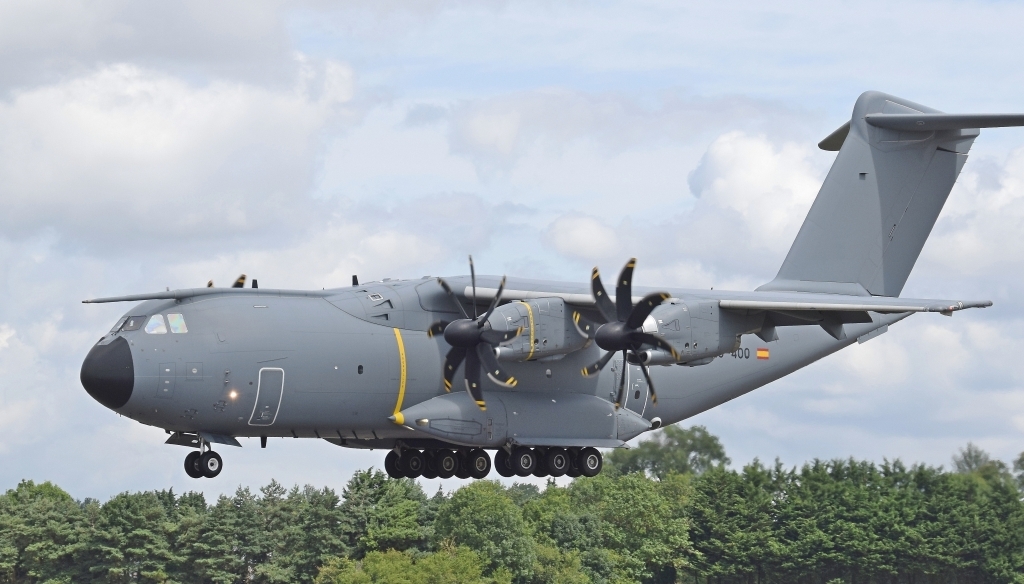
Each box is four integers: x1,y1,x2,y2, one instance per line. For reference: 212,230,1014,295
756,348,770,360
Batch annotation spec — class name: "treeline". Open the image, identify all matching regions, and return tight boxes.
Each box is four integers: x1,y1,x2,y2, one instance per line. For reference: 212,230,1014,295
2,427,1024,584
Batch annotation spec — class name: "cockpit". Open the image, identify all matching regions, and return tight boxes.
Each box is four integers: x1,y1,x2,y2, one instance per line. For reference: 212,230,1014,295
111,313,189,334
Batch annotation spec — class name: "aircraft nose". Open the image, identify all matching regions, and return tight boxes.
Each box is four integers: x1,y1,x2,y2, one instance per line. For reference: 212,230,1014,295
81,336,134,410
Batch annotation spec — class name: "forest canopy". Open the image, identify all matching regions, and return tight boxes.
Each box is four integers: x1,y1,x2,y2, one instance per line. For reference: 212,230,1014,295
2,426,1023,584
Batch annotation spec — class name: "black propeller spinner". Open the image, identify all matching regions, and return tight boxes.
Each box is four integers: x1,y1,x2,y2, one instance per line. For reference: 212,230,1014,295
578,258,679,409
428,257,522,411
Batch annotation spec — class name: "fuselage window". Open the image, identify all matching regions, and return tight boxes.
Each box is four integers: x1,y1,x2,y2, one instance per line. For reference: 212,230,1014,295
145,315,167,334
121,316,146,332
167,313,188,334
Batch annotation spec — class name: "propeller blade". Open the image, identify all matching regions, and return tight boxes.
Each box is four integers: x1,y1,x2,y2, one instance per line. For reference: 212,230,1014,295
614,350,628,409
581,350,615,377
427,321,451,339
572,311,599,339
469,255,478,319
478,276,506,328
634,354,658,405
232,274,247,288
464,349,485,410
625,292,671,330
480,326,522,345
207,280,214,288
629,332,681,361
437,278,470,319
590,268,617,323
477,344,517,387
615,259,636,322
443,346,468,392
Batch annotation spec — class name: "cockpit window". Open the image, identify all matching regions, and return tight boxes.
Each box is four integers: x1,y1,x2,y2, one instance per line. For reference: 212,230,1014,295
110,316,128,333
120,316,146,332
167,313,188,334
145,315,167,334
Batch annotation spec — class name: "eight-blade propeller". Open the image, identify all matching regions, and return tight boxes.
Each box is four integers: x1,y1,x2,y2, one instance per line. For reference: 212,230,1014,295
578,258,679,409
428,257,522,411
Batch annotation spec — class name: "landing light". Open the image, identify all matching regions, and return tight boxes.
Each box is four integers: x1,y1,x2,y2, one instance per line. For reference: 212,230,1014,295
229,390,238,399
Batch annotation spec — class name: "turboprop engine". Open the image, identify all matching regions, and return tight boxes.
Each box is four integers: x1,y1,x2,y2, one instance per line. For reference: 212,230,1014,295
488,297,591,361
636,299,760,366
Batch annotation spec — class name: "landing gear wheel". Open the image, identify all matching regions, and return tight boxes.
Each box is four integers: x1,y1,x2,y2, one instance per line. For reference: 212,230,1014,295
455,452,471,479
546,448,570,477
467,449,491,479
577,447,602,477
421,451,439,479
384,451,402,478
199,451,223,478
533,449,550,477
511,447,537,477
400,450,425,478
435,450,458,479
494,449,515,478
184,451,203,479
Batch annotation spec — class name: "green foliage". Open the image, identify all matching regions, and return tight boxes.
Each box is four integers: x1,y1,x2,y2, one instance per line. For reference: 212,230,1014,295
604,424,729,479
434,481,536,580
1,434,1022,584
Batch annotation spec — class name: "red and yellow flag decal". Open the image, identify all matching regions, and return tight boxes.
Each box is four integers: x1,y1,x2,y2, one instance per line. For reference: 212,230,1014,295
756,348,770,360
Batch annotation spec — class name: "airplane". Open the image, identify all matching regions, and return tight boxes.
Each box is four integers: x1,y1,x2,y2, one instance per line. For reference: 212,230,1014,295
80,91,1024,481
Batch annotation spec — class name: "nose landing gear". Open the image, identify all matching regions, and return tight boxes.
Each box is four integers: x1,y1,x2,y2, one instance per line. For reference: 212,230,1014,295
183,438,223,479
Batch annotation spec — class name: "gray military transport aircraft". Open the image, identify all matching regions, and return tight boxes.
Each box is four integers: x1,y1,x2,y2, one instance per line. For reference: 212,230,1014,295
81,91,1024,481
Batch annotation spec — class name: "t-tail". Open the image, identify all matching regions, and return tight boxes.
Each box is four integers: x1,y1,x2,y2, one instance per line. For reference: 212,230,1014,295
759,91,1024,297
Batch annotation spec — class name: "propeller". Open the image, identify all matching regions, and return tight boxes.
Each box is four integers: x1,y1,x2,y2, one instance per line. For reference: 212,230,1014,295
206,274,249,288
427,257,522,410
579,258,679,409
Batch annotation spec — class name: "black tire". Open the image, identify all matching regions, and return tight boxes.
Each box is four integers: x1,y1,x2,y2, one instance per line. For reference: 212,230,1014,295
494,449,515,478
511,447,536,477
533,450,550,477
184,451,203,479
199,451,223,478
400,450,425,478
455,452,471,479
546,447,570,477
435,450,458,479
421,451,439,479
577,447,602,477
467,449,491,479
566,449,582,477
384,451,402,478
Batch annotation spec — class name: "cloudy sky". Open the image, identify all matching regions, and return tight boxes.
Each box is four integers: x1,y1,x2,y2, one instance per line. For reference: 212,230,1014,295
2,0,1024,501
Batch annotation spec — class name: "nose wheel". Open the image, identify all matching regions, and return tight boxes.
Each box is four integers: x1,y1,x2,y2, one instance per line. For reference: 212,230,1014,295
183,439,223,479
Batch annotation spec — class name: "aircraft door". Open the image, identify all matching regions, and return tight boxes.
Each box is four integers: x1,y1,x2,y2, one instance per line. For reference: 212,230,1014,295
249,368,285,426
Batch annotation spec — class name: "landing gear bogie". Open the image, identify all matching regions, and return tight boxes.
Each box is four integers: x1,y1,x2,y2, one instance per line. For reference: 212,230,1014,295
379,446,602,480
183,439,223,479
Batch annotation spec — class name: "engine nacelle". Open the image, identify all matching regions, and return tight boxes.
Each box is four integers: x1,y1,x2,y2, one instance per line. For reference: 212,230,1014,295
489,297,590,361
646,299,760,364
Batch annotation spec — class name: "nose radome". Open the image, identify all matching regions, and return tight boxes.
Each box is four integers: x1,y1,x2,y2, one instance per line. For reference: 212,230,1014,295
81,336,134,410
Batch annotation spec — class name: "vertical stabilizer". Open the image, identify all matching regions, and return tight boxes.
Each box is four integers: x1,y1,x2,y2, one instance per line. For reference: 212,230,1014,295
759,91,1024,297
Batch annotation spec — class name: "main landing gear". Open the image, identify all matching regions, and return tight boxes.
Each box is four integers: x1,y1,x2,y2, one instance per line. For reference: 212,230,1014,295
184,439,222,479
384,446,603,480
385,448,492,479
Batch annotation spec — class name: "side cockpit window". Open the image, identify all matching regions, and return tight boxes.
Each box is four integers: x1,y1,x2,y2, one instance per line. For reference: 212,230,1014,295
110,316,128,333
167,313,188,334
117,316,146,332
145,315,167,334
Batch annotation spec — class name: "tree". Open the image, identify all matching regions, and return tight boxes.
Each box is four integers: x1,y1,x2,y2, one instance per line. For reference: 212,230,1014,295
433,481,535,580
604,425,729,479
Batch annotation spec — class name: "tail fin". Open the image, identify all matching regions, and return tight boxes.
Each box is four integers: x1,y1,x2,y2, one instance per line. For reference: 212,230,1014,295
759,91,1024,297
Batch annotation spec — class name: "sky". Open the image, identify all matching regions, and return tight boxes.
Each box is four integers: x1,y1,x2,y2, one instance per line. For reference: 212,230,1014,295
2,0,1024,502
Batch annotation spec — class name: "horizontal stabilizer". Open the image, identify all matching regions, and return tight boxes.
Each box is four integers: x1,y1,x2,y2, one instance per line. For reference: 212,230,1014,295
866,113,1024,132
